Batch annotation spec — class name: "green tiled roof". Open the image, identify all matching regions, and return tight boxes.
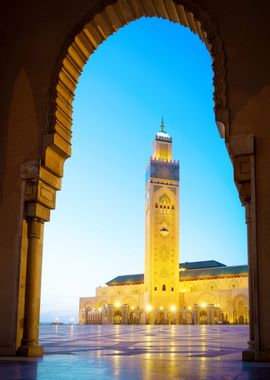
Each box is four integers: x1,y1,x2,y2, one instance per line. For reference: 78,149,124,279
106,262,248,286
180,265,248,280
106,274,144,286
179,260,226,270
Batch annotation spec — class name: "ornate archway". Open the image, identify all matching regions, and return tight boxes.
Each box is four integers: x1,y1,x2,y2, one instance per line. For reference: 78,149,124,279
18,0,257,360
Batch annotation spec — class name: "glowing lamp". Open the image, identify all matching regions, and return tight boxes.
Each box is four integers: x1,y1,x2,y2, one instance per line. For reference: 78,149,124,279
170,305,176,312
187,306,192,311
160,306,164,310
201,303,206,308
146,305,152,312
115,302,121,308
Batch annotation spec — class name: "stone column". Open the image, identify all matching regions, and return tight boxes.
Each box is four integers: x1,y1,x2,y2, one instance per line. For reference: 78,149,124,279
245,203,255,350
17,161,53,357
193,305,200,325
208,305,214,325
229,135,259,360
121,305,129,324
107,304,114,324
17,217,44,357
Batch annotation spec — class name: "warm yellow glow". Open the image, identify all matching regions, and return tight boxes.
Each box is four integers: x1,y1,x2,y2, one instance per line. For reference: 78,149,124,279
146,304,152,312
160,306,164,310
170,305,176,312
187,306,192,311
131,306,135,310
98,307,102,312
201,303,206,308
114,302,121,308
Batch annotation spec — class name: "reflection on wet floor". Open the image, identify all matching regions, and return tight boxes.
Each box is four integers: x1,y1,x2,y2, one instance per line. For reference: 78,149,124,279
1,325,270,379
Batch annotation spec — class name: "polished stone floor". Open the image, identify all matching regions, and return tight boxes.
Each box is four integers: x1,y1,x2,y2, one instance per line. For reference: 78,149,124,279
1,325,270,379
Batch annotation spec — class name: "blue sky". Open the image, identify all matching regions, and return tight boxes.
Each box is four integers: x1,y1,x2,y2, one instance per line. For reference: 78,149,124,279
40,17,246,323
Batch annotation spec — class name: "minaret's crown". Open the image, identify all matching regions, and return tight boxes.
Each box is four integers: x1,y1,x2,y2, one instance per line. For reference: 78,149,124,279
155,117,171,141
153,117,173,161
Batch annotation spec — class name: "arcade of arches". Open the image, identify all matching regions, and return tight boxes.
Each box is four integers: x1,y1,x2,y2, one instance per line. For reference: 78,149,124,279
1,0,270,362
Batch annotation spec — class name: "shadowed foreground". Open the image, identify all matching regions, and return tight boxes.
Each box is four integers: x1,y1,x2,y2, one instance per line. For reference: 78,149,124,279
1,325,270,379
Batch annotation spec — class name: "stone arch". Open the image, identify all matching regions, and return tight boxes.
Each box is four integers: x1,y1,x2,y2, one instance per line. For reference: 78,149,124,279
97,300,108,308
233,294,248,324
18,0,258,359
199,310,208,324
120,296,138,307
195,292,218,306
113,310,122,324
233,294,248,308
43,0,227,191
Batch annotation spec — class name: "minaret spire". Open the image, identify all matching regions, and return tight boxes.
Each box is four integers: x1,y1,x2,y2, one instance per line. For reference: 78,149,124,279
160,116,165,132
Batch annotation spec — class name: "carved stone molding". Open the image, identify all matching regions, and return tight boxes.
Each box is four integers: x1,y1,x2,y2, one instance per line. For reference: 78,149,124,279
228,134,255,205
44,0,228,186
21,161,57,222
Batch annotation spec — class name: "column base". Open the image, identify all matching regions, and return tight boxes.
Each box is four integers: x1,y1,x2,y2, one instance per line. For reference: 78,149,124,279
242,349,270,362
17,345,43,357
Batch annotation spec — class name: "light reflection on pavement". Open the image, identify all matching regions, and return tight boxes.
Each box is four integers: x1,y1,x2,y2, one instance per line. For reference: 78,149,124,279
1,325,270,379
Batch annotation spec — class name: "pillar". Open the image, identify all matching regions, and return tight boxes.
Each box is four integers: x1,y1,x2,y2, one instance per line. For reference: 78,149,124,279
193,305,200,325
17,217,44,356
121,304,129,324
228,135,260,360
17,161,54,356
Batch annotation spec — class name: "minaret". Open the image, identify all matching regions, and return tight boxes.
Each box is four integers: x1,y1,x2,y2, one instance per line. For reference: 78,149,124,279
144,118,180,311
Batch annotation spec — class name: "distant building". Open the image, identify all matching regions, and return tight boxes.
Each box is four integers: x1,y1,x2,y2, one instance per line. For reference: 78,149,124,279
79,121,248,325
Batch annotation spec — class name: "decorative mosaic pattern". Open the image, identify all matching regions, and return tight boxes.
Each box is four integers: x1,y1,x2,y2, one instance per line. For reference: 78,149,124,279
146,161,179,184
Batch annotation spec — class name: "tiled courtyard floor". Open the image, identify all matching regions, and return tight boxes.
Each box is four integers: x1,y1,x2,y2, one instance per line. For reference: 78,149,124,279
1,325,270,379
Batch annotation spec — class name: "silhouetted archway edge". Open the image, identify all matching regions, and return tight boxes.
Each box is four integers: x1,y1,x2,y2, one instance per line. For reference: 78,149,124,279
19,0,258,361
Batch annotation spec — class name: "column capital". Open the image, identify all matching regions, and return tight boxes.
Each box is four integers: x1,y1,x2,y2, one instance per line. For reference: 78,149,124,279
227,134,255,206
21,161,56,221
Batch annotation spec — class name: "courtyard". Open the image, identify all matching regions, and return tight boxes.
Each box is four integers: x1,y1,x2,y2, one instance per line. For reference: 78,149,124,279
1,325,270,379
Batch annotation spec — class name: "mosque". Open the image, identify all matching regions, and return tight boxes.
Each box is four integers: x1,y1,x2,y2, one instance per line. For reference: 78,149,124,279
79,121,248,325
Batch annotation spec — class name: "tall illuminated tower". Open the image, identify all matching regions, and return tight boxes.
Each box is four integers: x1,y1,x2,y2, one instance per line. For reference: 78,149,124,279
144,119,180,310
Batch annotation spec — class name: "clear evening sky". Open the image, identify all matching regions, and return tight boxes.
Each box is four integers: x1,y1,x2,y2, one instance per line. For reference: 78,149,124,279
40,18,246,323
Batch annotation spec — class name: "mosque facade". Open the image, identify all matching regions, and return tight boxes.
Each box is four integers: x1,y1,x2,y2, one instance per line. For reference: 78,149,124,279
79,122,248,325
